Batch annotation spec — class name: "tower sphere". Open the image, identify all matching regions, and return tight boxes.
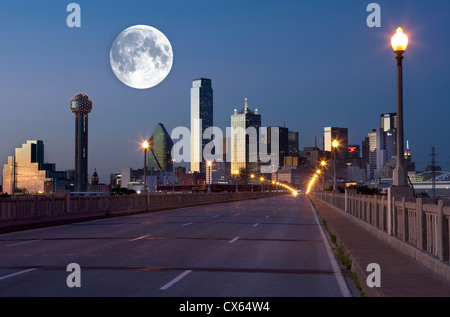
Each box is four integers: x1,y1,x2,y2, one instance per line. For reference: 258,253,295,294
69,93,93,115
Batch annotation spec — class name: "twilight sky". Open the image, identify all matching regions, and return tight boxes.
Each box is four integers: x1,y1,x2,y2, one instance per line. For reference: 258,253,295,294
0,0,449,184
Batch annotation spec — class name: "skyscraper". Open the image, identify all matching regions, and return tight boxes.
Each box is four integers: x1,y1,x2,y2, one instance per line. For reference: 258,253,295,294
147,123,174,172
266,126,289,169
69,93,93,192
2,140,59,194
323,127,348,161
190,78,213,174
380,113,397,132
230,98,261,174
288,131,299,156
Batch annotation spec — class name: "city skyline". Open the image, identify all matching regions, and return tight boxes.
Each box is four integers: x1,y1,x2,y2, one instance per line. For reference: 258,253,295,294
1,1,450,184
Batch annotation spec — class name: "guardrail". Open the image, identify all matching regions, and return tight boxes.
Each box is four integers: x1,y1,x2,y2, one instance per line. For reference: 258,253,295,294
0,191,282,227
312,190,450,264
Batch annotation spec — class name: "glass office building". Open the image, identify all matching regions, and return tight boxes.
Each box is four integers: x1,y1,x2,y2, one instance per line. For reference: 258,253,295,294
2,140,57,194
190,78,213,173
230,98,261,174
324,127,349,161
147,123,174,172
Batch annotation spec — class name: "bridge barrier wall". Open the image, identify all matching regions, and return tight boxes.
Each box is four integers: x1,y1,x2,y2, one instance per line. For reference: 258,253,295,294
311,190,450,281
0,191,283,233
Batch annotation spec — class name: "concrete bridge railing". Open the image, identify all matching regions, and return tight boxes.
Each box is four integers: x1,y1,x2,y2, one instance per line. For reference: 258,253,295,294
311,190,450,280
0,191,282,232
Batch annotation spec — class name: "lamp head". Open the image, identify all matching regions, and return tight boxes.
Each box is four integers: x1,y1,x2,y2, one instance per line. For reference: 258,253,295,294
332,140,339,148
391,27,408,53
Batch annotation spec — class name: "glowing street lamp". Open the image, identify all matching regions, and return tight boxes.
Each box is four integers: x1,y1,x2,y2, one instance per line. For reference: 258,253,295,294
234,170,239,193
250,174,255,192
332,140,339,192
391,27,409,188
142,141,149,193
172,158,176,193
207,161,212,193
260,176,264,192
320,160,326,191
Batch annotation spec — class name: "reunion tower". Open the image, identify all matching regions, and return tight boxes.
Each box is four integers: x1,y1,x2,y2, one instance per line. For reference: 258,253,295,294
69,93,93,192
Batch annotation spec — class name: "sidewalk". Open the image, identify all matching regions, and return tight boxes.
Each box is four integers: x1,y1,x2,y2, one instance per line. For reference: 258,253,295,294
309,195,450,297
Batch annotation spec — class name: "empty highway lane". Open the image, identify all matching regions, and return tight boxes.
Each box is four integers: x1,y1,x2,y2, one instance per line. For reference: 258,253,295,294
0,194,352,297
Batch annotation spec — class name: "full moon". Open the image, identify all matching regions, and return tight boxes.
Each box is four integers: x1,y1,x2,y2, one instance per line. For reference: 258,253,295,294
110,25,173,89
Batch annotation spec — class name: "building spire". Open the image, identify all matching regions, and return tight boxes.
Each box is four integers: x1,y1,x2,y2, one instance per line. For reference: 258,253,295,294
244,97,248,111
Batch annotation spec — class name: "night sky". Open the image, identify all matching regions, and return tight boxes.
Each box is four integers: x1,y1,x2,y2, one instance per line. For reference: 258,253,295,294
1,0,449,184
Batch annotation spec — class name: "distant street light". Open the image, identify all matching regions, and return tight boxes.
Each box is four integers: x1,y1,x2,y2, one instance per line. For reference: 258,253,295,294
321,160,326,191
250,174,255,192
172,158,176,193
234,170,239,193
142,141,149,193
391,27,409,187
207,161,212,193
260,177,264,192
332,140,339,192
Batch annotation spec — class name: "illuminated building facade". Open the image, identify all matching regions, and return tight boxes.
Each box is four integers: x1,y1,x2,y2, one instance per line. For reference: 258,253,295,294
230,98,261,174
2,140,57,194
190,78,213,174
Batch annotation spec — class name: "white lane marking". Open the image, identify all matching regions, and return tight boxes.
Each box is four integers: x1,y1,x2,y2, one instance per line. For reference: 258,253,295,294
129,235,150,242
309,200,352,297
0,268,38,281
182,222,193,226
160,270,192,290
6,240,40,247
253,223,259,227
229,237,239,244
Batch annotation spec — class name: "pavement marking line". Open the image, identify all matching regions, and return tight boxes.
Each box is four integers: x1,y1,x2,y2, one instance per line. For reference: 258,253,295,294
6,240,40,247
309,200,352,297
160,270,192,290
0,268,38,281
253,223,259,227
129,235,151,242
229,237,240,244
182,222,193,226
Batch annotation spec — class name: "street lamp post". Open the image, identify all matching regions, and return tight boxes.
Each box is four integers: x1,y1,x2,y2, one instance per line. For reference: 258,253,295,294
391,27,409,188
260,177,264,192
250,174,254,192
234,170,239,193
207,161,212,193
142,141,149,193
321,160,326,191
172,158,176,193
332,140,339,192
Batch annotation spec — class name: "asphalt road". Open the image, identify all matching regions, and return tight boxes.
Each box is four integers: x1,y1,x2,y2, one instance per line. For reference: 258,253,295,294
0,194,352,297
